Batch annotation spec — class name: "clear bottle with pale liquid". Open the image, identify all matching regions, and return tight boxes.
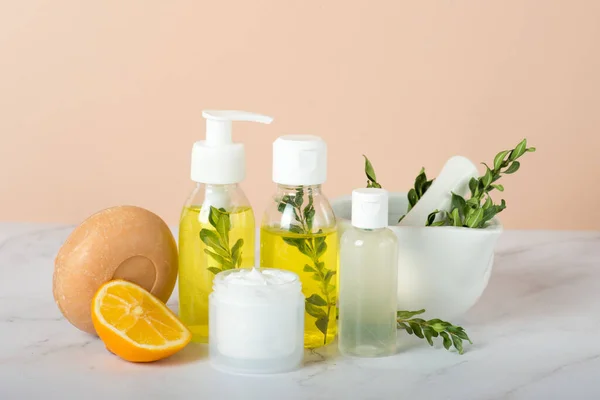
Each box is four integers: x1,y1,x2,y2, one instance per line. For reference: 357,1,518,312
338,188,398,357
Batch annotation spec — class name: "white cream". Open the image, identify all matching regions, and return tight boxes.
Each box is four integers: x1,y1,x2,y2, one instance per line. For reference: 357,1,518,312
221,267,291,286
209,268,304,374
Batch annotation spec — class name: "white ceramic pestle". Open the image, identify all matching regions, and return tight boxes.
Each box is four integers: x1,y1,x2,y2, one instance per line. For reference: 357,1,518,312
398,156,479,227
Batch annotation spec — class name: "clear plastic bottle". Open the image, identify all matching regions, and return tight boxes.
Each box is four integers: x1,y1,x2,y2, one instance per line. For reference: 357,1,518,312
178,110,272,343
260,135,338,349
338,188,398,357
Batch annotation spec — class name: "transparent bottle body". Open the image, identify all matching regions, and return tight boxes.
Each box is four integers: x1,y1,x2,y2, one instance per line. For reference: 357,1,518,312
178,183,255,342
260,185,338,348
338,227,398,357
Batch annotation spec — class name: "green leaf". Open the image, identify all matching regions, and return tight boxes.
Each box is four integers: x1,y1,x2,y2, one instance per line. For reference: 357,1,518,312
482,167,493,188
482,205,499,224
306,294,327,306
422,179,433,195
305,303,327,319
316,238,327,258
231,239,244,267
277,201,288,213
440,332,452,350
203,249,232,268
466,208,484,228
364,155,382,188
315,261,325,271
504,161,520,174
451,193,467,218
315,317,329,335
211,207,231,247
407,189,418,209
288,224,304,234
397,309,426,319
207,267,222,275
399,322,413,335
409,322,424,338
491,184,504,191
324,270,335,284
295,192,304,207
305,209,316,231
422,327,434,346
303,264,316,273
466,197,480,208
452,335,464,354
200,229,227,254
483,196,493,209
510,138,527,160
281,195,293,205
414,170,427,197
303,192,315,232
469,177,479,197
283,237,307,253
426,210,439,226
429,320,449,332
451,208,462,227
447,326,472,343
498,198,507,211
527,147,536,152
208,206,220,228
493,150,510,170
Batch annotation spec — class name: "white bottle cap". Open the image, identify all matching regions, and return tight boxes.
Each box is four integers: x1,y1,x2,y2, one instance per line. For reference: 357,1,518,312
191,110,273,184
273,135,327,186
351,188,389,229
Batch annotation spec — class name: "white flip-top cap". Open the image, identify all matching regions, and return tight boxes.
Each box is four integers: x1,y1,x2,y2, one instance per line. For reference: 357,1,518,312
273,135,327,186
352,188,389,229
191,110,273,184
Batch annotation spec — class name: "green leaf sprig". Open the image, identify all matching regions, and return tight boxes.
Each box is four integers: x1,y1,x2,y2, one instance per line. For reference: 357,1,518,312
199,206,244,275
364,138,535,228
364,155,382,188
277,188,336,345
426,138,536,228
399,167,435,223
397,309,472,354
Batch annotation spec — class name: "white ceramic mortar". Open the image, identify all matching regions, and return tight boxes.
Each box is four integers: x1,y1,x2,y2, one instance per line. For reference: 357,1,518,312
332,193,503,320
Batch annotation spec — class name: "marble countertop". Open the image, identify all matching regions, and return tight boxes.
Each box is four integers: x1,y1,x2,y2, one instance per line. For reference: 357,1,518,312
1,223,599,399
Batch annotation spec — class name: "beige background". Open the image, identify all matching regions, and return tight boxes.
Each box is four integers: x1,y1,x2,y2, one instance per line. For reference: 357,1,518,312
1,1,598,229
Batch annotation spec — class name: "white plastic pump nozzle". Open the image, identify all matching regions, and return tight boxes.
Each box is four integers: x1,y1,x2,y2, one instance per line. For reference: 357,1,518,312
191,110,273,184
203,110,273,147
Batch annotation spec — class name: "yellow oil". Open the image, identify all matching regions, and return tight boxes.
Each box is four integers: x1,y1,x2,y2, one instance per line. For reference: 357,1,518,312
178,205,255,342
260,227,338,348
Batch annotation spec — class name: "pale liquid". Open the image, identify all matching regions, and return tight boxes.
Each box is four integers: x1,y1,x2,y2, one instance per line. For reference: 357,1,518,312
338,228,398,357
178,205,254,342
260,227,338,349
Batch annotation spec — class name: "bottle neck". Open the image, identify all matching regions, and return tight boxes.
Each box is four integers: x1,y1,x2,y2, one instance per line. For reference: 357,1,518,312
353,226,386,232
199,183,240,190
196,182,247,211
276,184,322,195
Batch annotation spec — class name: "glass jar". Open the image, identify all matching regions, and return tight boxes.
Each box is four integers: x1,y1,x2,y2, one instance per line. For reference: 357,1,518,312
209,268,304,374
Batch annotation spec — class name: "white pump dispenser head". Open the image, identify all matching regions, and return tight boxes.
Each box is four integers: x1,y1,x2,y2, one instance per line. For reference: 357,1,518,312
191,110,273,184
